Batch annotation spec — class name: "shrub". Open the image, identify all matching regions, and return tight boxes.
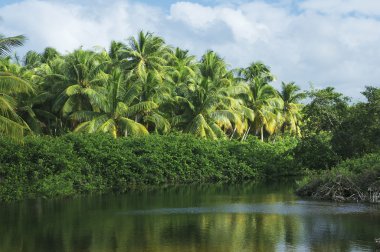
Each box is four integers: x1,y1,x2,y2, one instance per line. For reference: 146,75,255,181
293,132,340,170
0,133,300,201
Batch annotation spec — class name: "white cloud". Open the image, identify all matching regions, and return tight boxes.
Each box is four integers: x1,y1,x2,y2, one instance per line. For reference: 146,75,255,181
168,1,380,99
0,0,162,52
1,0,380,100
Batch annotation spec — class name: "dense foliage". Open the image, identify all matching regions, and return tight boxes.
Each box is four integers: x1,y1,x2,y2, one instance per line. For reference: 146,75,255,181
0,134,299,201
1,32,305,141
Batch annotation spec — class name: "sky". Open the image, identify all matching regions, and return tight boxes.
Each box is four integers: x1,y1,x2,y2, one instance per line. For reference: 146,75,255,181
1,0,380,100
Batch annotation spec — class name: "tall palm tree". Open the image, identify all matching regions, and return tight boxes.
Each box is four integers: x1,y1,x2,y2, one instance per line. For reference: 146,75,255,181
238,62,280,141
242,77,282,141
72,68,158,137
53,49,110,122
122,31,170,79
171,78,240,139
0,57,34,140
0,34,35,140
172,51,245,139
278,82,305,135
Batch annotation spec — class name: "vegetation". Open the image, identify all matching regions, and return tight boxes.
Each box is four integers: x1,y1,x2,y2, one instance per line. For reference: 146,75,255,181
0,32,306,141
0,32,379,201
0,133,298,201
296,87,380,202
296,152,380,203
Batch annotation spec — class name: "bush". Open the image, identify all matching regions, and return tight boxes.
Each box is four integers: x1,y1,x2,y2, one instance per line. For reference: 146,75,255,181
0,133,300,201
293,132,340,170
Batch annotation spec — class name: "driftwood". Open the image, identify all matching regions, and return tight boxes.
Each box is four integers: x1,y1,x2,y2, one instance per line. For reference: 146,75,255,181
311,175,366,202
297,174,380,203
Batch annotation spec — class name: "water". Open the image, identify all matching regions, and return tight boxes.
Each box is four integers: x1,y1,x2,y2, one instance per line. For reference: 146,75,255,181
1,182,380,252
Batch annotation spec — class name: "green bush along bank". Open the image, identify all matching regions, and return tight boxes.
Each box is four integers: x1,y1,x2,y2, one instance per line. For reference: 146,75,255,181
0,134,299,201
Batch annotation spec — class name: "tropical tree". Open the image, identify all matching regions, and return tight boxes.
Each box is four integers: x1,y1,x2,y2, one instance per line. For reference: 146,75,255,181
53,49,110,123
0,34,35,140
122,31,170,79
302,87,349,134
278,82,305,135
72,68,158,137
172,51,245,139
242,77,282,141
0,58,34,139
167,47,198,86
237,61,275,83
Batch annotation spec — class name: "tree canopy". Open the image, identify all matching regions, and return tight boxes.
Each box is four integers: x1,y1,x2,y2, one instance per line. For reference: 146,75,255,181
0,31,378,149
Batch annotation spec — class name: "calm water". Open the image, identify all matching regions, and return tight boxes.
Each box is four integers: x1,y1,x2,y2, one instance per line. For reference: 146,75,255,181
1,182,380,252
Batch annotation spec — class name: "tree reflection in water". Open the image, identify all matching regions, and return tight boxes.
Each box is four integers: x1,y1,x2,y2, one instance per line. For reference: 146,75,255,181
0,182,379,252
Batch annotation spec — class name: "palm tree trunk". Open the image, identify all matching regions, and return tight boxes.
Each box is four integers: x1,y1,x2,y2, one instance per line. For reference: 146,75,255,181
241,125,251,141
230,127,236,140
260,126,264,142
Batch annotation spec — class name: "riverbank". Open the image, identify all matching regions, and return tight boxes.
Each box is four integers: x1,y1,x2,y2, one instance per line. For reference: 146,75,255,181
296,152,380,203
0,133,300,201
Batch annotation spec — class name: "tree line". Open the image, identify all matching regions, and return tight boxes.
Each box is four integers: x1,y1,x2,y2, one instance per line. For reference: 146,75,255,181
0,32,379,150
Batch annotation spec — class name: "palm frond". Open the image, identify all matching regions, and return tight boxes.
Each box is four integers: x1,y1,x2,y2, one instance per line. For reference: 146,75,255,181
0,115,26,141
0,35,26,56
144,112,170,133
119,117,149,137
0,73,34,94
124,101,158,117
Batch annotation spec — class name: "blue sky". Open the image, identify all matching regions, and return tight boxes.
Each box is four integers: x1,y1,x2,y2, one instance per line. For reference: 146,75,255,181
1,0,380,99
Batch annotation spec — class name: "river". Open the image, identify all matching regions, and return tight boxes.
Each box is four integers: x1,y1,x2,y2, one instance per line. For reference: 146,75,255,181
0,182,379,251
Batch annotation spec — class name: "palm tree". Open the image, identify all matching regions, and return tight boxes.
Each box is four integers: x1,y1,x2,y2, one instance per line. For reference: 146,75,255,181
238,62,280,141
23,50,43,69
122,31,170,79
237,61,275,83
113,32,173,132
278,82,305,135
0,57,34,140
171,51,245,139
53,49,110,122
71,68,158,138
108,41,126,65
167,48,198,86
242,77,282,141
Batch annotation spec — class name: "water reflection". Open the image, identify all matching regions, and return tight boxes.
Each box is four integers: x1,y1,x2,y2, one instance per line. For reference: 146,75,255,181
0,182,379,252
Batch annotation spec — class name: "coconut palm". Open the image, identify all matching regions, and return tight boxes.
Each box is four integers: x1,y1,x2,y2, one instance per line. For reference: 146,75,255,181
0,57,34,140
122,31,170,79
237,61,275,83
167,48,198,86
23,50,43,69
278,82,305,135
171,51,245,139
172,78,240,139
71,68,160,138
242,77,282,141
53,49,110,121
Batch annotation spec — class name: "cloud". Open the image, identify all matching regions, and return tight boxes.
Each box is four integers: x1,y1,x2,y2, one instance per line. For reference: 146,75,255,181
0,0,379,100
0,0,162,52
169,1,380,99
